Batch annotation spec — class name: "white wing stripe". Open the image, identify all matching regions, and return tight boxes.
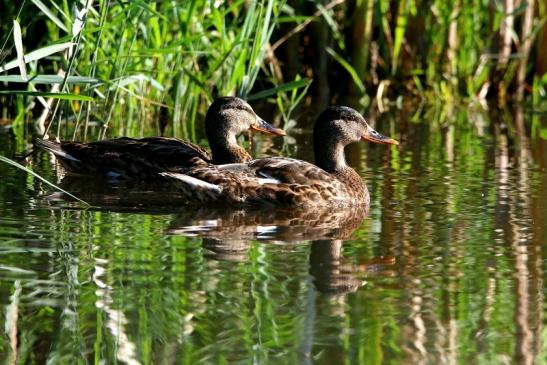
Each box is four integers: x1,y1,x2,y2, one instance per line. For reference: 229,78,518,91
160,173,222,193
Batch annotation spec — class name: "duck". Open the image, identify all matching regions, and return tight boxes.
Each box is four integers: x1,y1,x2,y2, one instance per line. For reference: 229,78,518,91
35,97,285,179
162,106,398,207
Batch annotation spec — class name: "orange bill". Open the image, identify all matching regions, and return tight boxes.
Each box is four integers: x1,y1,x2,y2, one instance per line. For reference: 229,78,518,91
250,116,286,136
362,128,399,145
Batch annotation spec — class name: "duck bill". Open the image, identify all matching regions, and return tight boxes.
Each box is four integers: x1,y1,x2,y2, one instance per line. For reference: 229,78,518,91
361,128,399,145
250,116,286,136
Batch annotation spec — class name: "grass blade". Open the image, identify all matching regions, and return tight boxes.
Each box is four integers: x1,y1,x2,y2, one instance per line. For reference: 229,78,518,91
30,0,68,32
0,91,94,101
0,42,75,73
72,8,89,37
247,78,312,101
0,74,100,84
316,3,345,51
325,47,366,94
108,74,164,91
12,20,27,81
391,0,408,75
0,155,89,206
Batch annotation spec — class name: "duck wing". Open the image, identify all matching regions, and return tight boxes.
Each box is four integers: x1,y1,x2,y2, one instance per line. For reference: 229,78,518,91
245,157,334,185
128,137,212,171
164,157,353,207
36,137,212,178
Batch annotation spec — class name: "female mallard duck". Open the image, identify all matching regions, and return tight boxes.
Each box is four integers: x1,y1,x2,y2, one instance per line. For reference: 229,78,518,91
162,106,398,207
36,97,285,178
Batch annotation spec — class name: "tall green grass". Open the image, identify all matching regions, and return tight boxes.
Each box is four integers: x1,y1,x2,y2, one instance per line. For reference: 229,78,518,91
321,0,546,103
0,0,545,145
0,0,310,141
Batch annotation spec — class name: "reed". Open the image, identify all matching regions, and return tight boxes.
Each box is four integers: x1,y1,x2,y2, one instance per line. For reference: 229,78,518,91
272,0,546,105
0,0,310,141
0,0,545,144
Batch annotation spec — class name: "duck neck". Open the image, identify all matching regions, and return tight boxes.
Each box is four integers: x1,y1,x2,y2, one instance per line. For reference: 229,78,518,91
314,139,370,206
314,135,348,174
314,135,366,202
207,123,251,164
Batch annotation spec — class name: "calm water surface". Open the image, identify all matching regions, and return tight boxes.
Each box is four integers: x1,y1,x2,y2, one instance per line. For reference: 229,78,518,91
0,104,546,364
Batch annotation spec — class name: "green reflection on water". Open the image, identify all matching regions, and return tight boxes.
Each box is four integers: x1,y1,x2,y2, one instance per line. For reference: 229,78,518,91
0,104,546,364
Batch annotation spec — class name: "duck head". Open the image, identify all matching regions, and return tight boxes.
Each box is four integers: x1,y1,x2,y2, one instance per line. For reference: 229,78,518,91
205,97,286,164
206,97,285,140
313,106,398,172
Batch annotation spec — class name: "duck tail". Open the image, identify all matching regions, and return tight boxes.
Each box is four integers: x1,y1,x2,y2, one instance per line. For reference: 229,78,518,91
160,172,222,202
35,139,80,162
35,138,60,153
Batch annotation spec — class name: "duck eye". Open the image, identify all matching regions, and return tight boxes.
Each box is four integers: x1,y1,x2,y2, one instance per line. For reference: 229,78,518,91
243,105,254,114
233,104,253,115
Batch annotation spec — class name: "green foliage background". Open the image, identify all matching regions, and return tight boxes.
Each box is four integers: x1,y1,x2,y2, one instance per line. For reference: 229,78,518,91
0,0,545,142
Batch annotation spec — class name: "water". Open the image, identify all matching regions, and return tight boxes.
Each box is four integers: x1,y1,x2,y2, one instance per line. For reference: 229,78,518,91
0,104,546,364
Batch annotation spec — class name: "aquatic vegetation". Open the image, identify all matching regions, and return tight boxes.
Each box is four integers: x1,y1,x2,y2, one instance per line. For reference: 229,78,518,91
0,0,545,143
0,0,310,140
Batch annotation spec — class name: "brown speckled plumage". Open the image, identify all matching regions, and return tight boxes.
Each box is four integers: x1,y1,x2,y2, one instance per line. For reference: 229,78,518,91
36,97,284,179
37,137,212,177
164,106,398,207
168,203,369,242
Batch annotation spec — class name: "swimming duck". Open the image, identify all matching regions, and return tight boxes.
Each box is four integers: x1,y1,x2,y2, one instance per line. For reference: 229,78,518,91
162,106,398,207
36,97,285,178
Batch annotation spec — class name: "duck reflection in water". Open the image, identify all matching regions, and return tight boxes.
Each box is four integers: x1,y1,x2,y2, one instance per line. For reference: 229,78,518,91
167,204,396,295
48,179,395,295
